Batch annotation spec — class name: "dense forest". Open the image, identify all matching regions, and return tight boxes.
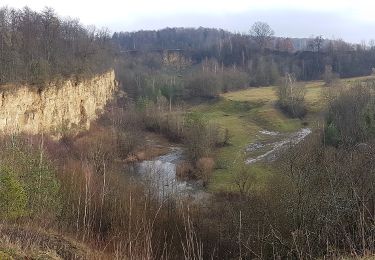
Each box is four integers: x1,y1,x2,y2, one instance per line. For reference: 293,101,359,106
113,26,375,83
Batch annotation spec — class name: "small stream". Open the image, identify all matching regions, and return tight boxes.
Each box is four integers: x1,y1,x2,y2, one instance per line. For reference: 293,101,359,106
130,147,206,200
127,128,311,197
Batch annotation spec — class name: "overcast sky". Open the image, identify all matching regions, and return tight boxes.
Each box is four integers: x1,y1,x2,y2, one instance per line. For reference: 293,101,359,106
2,0,375,43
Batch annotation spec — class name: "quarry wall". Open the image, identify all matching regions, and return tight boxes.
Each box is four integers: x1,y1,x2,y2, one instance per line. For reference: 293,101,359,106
0,70,117,136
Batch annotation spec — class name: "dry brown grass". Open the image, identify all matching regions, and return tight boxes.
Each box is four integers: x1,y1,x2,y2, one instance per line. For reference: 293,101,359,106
0,225,108,259
176,161,195,180
196,157,215,186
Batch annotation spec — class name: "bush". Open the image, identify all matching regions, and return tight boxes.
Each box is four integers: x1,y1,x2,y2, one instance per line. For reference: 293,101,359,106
325,84,375,146
276,73,306,118
323,65,339,85
184,113,213,162
222,70,249,92
0,137,61,219
185,71,222,98
196,157,215,186
0,167,27,220
324,123,340,146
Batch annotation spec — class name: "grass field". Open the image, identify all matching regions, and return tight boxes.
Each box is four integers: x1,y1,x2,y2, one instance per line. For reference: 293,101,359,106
191,80,328,191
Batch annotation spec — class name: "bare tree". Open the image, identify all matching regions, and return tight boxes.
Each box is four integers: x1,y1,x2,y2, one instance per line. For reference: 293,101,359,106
307,35,324,52
250,21,274,49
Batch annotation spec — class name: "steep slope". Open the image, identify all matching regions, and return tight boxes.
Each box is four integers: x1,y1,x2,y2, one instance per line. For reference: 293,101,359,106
0,71,117,136
0,225,106,259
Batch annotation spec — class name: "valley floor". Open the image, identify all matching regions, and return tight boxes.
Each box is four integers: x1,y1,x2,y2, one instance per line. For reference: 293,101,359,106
190,77,372,192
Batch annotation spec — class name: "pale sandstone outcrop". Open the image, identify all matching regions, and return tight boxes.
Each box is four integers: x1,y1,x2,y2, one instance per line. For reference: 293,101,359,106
0,70,117,136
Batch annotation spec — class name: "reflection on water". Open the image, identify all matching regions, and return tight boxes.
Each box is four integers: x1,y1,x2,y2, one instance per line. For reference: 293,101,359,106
130,147,205,200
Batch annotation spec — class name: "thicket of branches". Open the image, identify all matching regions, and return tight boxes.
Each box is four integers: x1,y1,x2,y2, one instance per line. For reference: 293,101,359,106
0,7,113,85
325,81,375,146
116,54,254,102
276,73,307,118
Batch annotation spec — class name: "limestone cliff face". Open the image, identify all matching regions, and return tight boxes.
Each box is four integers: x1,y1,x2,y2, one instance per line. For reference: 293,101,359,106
0,70,117,136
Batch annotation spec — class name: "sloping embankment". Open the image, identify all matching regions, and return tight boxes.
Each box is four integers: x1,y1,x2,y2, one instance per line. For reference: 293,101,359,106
0,70,117,136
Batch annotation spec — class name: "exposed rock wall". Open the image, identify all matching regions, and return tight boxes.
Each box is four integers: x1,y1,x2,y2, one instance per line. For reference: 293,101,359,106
0,70,117,136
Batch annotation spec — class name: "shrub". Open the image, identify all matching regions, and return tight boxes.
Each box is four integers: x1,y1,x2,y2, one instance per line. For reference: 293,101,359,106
323,65,339,85
183,113,213,162
176,161,195,180
324,122,340,146
185,71,222,98
0,137,61,219
23,159,61,218
0,167,27,220
325,84,375,146
222,70,249,92
276,73,306,118
196,157,215,186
